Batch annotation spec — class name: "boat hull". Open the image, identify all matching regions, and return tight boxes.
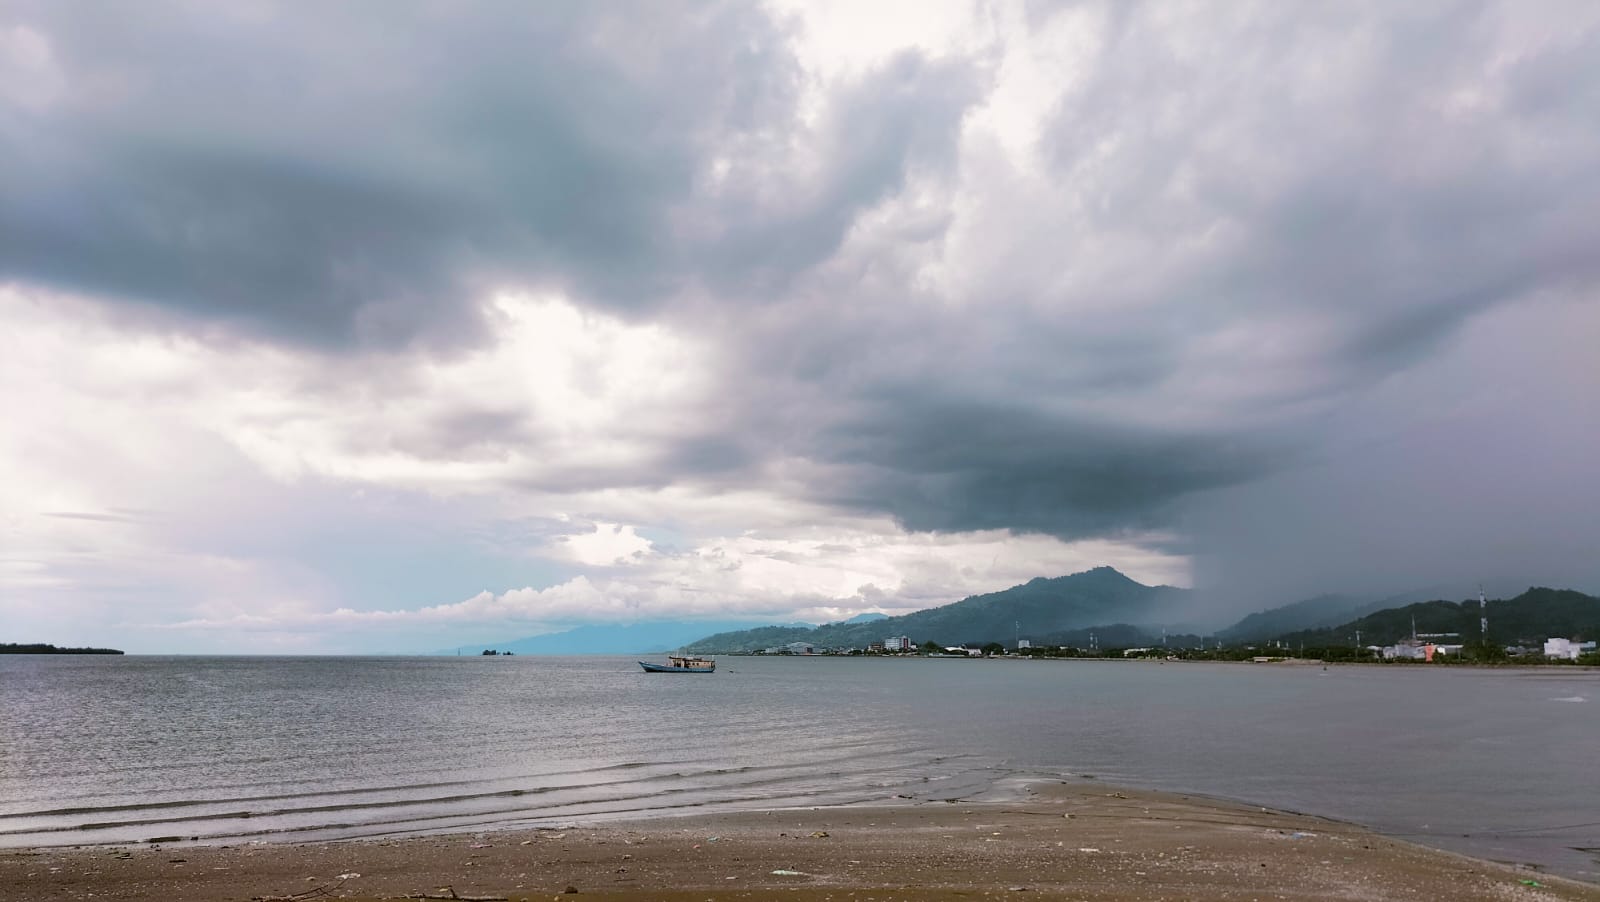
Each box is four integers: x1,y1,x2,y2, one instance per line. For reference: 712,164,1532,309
638,661,715,673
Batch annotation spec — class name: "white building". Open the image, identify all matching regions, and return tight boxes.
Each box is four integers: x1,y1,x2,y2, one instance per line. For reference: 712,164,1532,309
883,636,912,652
1382,641,1427,660
1544,638,1597,660
764,641,815,655
1381,640,1462,661
1017,639,1032,649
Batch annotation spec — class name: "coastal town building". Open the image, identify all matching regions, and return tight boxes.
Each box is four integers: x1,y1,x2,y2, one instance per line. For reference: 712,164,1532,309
883,636,911,652
1380,640,1463,661
1544,638,1597,660
1381,641,1425,660
763,641,816,655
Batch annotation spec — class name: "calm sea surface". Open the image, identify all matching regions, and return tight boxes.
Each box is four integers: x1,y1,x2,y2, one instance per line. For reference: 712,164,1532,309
2,656,1595,881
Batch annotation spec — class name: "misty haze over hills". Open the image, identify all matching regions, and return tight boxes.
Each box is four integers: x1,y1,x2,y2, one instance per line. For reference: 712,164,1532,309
461,612,893,656
1215,589,1470,642
451,620,775,656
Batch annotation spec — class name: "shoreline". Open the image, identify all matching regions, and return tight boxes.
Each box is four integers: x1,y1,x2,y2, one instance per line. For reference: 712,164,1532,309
7,780,1595,901
727,653,1600,669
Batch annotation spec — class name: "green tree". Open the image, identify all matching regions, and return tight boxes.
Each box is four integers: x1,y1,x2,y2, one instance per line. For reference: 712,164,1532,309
1462,641,1509,664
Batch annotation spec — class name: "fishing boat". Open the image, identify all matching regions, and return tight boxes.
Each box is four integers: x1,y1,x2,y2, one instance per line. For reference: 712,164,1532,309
639,655,715,673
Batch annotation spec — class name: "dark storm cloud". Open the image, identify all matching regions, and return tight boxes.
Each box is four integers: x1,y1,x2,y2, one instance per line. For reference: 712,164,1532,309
1,2,830,345
650,1,1600,545
7,0,1599,586
1,141,484,345
814,400,1285,541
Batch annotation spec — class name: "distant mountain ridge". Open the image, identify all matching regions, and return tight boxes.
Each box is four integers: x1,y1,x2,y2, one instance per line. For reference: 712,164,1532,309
1216,588,1475,641
681,567,1192,653
461,579,1598,657
1273,587,1600,647
1219,594,1381,641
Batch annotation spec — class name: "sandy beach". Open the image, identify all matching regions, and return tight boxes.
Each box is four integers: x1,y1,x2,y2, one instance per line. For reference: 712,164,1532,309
5,780,1594,902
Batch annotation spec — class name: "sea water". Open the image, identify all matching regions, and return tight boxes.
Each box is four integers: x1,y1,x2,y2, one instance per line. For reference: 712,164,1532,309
2,655,1595,882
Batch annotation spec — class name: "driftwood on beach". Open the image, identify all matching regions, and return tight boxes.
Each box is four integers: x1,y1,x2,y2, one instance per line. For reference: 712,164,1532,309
251,873,360,901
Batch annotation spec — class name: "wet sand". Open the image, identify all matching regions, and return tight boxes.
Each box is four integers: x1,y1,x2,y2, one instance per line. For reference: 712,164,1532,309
4,781,1595,902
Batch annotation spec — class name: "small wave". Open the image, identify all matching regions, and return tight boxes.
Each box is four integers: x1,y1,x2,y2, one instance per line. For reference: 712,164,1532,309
1549,696,1587,703
0,746,973,848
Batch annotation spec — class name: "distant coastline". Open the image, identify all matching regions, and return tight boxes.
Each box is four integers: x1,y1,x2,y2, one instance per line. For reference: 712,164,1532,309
0,643,124,655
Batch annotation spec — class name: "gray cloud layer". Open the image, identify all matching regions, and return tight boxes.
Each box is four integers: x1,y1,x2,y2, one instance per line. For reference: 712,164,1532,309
3,2,969,345
4,1,1597,600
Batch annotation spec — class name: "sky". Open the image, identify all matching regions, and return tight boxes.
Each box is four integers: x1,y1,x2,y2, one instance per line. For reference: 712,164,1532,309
3,1,1597,653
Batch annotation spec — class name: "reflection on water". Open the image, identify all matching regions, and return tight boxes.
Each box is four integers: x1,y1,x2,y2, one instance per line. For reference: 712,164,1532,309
1,655,1595,882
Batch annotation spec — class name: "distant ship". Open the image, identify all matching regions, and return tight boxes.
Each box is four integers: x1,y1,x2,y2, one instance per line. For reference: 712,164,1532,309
639,655,715,673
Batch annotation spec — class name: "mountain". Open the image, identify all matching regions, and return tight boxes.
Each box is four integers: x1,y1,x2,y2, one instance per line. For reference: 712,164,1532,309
1219,594,1378,641
1276,587,1600,647
1219,585,1487,642
682,567,1190,653
839,612,889,625
452,619,779,655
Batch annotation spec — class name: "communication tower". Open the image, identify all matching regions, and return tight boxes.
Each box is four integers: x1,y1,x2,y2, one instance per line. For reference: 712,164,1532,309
1479,584,1488,643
